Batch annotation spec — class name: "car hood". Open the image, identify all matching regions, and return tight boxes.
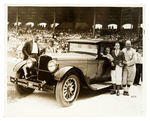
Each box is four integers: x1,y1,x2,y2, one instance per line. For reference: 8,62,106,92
43,52,97,61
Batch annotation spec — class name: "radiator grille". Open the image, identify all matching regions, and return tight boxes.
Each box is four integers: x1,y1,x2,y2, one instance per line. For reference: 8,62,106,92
38,55,53,81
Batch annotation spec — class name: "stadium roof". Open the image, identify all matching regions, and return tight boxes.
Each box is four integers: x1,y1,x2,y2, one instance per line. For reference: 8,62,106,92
8,7,143,26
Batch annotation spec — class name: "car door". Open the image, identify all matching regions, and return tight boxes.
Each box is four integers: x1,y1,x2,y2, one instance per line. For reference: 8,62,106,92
95,43,112,82
86,59,99,84
96,57,111,82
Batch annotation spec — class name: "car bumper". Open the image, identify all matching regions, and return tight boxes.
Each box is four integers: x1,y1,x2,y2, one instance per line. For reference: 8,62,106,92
10,76,46,90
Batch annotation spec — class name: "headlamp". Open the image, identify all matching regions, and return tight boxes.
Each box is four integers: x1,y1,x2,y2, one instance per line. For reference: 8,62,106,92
47,60,58,73
26,59,33,68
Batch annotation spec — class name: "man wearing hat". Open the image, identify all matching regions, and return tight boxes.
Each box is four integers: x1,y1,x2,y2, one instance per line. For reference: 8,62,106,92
122,40,137,96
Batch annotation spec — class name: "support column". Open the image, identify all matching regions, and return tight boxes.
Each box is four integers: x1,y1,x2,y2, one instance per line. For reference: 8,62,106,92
47,21,50,30
92,8,96,37
103,23,108,29
53,8,56,34
16,8,19,33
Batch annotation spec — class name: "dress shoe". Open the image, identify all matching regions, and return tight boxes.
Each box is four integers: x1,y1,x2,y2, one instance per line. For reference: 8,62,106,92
116,92,120,96
123,91,127,96
110,90,116,95
126,92,129,96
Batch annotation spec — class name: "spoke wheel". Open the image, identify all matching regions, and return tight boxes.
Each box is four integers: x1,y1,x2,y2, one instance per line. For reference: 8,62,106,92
63,77,77,102
56,72,80,107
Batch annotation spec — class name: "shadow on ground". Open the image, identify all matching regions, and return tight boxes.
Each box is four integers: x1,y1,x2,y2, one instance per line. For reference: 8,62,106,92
78,87,111,100
8,81,111,104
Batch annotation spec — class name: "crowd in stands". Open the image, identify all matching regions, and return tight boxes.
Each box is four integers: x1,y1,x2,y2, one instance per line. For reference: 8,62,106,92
7,25,143,59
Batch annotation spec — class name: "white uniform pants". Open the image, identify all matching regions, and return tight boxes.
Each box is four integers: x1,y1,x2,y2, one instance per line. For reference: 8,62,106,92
122,65,136,85
111,65,122,85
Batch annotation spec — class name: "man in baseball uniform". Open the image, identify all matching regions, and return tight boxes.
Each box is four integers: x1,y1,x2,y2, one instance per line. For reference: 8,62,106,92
122,40,137,96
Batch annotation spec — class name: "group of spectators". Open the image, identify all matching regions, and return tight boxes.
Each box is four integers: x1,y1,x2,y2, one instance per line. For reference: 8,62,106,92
96,29,141,43
8,26,93,58
7,26,142,59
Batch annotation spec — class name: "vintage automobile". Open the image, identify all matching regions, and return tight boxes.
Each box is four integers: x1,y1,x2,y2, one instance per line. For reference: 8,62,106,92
10,39,122,107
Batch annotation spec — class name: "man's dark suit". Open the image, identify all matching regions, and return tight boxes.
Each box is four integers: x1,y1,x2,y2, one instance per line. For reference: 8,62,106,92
22,40,40,60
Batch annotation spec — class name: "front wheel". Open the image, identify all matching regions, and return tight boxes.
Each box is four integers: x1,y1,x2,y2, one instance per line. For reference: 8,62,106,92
15,69,35,95
15,85,35,95
55,72,80,107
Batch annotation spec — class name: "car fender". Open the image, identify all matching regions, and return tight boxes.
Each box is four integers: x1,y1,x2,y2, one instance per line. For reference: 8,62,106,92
10,69,17,78
10,60,26,79
13,60,26,73
54,66,74,81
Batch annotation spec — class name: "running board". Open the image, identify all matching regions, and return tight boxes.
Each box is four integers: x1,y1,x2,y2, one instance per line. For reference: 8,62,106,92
89,81,112,90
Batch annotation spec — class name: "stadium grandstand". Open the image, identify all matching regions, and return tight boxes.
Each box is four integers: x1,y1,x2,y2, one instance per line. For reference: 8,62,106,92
7,7,143,58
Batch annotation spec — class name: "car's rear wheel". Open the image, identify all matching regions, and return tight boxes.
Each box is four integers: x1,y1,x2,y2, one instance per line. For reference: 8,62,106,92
55,72,80,107
15,69,35,95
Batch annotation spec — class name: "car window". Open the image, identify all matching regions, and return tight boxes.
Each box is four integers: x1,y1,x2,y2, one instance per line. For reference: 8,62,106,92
69,43,98,54
99,43,114,54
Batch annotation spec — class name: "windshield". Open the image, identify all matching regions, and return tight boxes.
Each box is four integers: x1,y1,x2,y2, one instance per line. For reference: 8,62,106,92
69,43,98,54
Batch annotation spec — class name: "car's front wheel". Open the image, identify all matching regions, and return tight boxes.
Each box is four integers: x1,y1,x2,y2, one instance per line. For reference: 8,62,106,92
15,85,35,95
55,72,80,107
15,69,35,95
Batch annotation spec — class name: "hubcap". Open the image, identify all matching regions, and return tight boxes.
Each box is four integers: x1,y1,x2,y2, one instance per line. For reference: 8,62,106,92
63,77,77,102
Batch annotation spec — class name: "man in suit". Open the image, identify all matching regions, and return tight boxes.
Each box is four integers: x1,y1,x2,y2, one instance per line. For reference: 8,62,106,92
22,36,43,78
122,40,137,96
110,42,125,96
22,36,40,60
